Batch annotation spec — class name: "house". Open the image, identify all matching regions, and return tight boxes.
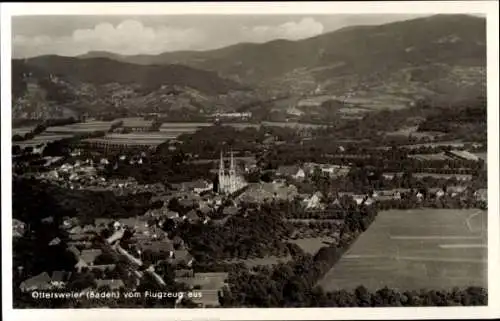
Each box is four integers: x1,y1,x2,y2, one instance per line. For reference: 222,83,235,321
276,165,305,180
238,182,299,203
447,185,468,196
474,189,487,202
183,210,200,224
50,271,71,288
199,205,212,216
19,272,52,292
68,226,83,235
13,219,26,238
62,217,79,230
429,188,445,198
95,279,125,291
67,245,80,259
175,269,195,278
331,198,342,207
183,180,214,194
170,249,194,267
137,240,174,258
352,194,366,205
41,216,54,224
88,264,116,272
82,225,96,233
178,196,200,209
75,259,89,272
79,249,103,266
166,211,180,220
172,236,185,250
364,197,375,206
49,237,61,246
305,192,324,209
222,206,239,216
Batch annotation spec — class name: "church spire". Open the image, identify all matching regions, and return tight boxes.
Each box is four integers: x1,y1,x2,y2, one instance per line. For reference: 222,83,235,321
230,149,235,173
219,150,225,173
218,150,225,194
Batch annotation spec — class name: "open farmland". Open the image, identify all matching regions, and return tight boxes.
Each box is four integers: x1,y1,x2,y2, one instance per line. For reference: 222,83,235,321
408,153,453,161
83,132,177,146
412,172,473,181
45,120,117,134
375,141,482,151
14,133,75,147
474,152,487,163
115,117,153,128
12,126,36,136
342,95,412,110
159,122,212,136
260,121,327,129
318,209,487,292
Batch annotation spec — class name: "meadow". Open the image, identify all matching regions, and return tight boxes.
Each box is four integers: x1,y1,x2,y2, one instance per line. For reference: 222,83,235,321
15,133,75,147
318,209,487,292
84,132,177,146
45,120,117,133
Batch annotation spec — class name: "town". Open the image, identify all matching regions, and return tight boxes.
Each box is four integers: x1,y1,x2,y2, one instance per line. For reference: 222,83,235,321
12,101,488,308
10,13,488,309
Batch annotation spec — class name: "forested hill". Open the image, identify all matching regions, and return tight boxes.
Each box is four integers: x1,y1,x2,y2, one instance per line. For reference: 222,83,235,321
78,15,486,92
11,56,256,119
13,56,245,96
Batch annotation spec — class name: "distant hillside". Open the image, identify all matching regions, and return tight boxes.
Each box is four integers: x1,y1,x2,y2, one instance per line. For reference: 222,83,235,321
78,14,486,103
17,56,244,95
13,14,487,120
11,56,254,119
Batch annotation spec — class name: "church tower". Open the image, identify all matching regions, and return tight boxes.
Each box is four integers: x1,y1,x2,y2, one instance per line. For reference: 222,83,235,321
218,150,225,194
229,149,236,193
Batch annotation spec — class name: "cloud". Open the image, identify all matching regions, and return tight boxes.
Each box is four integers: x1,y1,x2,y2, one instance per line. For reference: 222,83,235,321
241,17,324,43
13,19,206,58
12,17,326,58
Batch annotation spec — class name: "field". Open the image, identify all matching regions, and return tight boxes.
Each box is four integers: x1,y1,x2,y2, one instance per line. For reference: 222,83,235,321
159,122,212,136
46,121,117,133
412,172,473,181
474,152,487,163
84,132,176,146
12,126,36,136
374,141,480,151
408,153,453,161
261,121,327,129
115,117,153,128
341,95,412,111
14,133,75,147
318,209,487,292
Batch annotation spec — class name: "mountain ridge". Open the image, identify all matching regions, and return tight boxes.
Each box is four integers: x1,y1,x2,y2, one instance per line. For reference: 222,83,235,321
12,14,486,120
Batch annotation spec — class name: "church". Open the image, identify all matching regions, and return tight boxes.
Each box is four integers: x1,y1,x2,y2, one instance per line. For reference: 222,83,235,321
217,150,247,195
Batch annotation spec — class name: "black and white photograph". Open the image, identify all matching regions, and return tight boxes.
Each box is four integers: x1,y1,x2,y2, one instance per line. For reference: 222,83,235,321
1,2,499,320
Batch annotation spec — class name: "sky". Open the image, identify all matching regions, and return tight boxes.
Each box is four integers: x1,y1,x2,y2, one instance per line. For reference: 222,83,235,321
12,14,428,58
